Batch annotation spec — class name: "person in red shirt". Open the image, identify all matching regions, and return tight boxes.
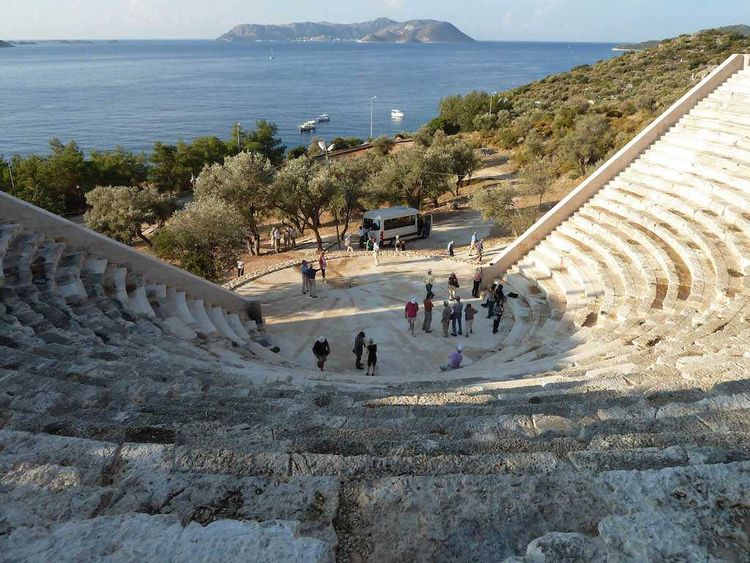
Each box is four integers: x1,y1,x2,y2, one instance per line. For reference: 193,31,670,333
318,251,327,283
405,298,419,337
422,295,434,333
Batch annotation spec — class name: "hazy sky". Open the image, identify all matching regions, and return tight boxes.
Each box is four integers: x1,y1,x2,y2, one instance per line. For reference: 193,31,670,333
1,0,747,42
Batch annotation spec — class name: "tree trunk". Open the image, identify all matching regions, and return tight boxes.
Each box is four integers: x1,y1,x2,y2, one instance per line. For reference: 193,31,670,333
453,175,463,196
312,228,324,251
136,230,153,247
334,214,341,250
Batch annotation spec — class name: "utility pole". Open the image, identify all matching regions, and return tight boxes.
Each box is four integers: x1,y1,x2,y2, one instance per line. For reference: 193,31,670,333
370,96,378,140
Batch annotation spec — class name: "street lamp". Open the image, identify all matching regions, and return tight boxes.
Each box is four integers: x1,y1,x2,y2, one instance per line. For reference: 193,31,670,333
318,140,335,164
370,96,378,140
489,91,498,115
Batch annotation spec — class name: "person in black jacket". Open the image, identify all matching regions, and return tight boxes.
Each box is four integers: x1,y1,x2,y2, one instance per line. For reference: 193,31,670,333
312,336,330,371
365,338,377,376
353,331,366,370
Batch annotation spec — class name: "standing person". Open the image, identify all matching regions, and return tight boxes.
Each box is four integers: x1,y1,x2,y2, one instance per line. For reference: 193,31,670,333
366,236,374,251
306,263,319,298
464,303,477,337
447,272,460,301
270,227,276,252
300,260,310,294
312,336,330,371
422,294,434,333
394,235,402,254
274,228,282,253
447,240,455,257
492,296,505,334
494,283,507,311
365,338,377,376
441,301,452,338
441,344,463,371
424,270,435,298
451,296,464,336
345,233,354,254
353,331,366,370
476,239,484,263
372,240,380,266
472,268,482,298
485,281,498,317
282,225,290,250
318,251,327,283
236,259,245,277
405,298,419,336
358,225,366,249
289,227,297,248
468,231,478,256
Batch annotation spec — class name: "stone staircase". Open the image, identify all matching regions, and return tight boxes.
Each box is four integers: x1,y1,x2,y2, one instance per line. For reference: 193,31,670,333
2,56,750,561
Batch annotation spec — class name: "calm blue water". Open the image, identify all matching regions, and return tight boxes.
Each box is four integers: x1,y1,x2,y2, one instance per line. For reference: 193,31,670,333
0,40,619,156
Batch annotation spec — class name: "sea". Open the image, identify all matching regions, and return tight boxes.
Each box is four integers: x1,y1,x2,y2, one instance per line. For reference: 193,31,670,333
0,40,619,157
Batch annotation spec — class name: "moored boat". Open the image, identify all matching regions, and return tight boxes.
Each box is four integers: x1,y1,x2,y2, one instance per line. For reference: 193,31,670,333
299,120,317,132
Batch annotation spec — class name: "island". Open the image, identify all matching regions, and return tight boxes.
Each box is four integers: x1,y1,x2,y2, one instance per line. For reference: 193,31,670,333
218,18,475,43
8,40,94,46
0,40,13,48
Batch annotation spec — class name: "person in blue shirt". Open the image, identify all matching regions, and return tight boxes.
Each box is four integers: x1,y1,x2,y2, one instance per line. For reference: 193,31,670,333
441,344,463,371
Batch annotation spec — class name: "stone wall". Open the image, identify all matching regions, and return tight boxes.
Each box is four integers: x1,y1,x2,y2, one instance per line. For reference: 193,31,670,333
0,190,259,318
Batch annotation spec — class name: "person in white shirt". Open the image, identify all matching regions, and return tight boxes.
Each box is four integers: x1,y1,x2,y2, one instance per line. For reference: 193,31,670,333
468,231,477,255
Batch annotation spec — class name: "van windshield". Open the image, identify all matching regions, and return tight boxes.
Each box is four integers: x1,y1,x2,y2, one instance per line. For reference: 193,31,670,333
363,217,379,230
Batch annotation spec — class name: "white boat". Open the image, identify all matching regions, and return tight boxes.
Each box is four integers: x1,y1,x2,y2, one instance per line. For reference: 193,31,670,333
317,114,330,123
299,120,317,133
391,109,404,119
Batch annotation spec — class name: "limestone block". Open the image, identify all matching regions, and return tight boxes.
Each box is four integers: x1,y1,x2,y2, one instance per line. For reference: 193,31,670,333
208,306,243,343
166,288,196,326
0,514,332,562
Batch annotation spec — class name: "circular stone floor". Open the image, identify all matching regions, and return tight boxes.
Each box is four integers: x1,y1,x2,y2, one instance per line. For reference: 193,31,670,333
238,253,511,377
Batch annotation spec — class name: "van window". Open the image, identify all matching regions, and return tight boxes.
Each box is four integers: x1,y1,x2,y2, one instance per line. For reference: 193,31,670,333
384,215,416,231
362,217,379,231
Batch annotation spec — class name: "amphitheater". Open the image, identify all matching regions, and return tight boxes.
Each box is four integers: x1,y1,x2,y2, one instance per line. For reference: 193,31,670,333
1,54,750,561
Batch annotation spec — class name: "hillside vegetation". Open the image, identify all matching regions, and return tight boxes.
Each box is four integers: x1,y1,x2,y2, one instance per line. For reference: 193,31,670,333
429,28,750,231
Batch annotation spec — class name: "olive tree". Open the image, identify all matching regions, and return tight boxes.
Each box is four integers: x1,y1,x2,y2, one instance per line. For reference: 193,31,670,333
325,157,372,247
84,185,173,246
432,136,480,195
471,185,536,237
560,114,612,176
271,157,335,250
520,157,557,206
153,197,246,282
194,151,275,255
368,145,453,209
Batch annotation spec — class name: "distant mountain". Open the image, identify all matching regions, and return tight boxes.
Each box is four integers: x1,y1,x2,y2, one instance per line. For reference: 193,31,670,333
0,40,13,48
359,21,474,43
7,40,94,46
615,24,750,51
218,18,475,43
